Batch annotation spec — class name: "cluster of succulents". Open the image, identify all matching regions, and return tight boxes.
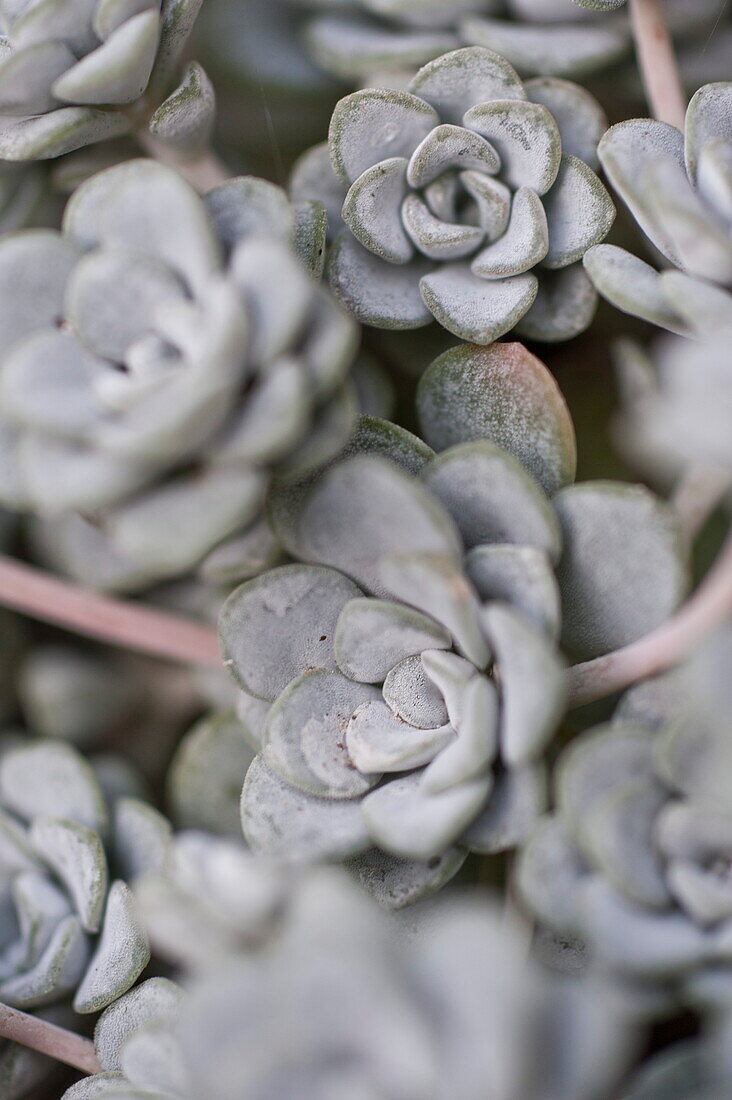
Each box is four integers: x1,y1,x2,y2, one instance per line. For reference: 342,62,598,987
292,47,616,343
218,342,688,903
0,734,171,1098
585,83,732,338
63,859,634,1100
0,0,211,163
0,158,359,589
0,1,731,1098
519,627,732,1007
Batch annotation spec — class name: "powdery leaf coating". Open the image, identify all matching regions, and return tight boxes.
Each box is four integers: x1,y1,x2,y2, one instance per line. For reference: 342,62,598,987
263,669,381,799
466,544,561,639
346,846,467,909
585,90,732,332
335,597,451,683
383,653,450,729
329,87,439,185
361,768,493,861
30,817,108,933
94,977,183,1072
0,740,107,835
167,712,256,837
421,440,562,558
346,701,455,773
241,756,370,861
416,341,577,495
219,565,362,703
553,482,689,660
295,454,463,595
481,602,565,766
0,0,202,161
73,881,150,1014
313,46,612,342
0,161,361,589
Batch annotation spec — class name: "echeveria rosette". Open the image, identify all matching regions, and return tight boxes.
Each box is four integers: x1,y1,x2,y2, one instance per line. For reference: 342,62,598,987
0,0,214,162
298,47,615,344
65,866,633,1100
584,83,732,337
517,664,732,1006
219,343,688,904
0,737,171,1099
0,157,359,590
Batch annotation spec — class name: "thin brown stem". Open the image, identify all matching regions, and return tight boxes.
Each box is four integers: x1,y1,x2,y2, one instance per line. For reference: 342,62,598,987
0,555,220,667
568,525,732,707
629,0,687,130
0,1003,101,1075
137,130,230,193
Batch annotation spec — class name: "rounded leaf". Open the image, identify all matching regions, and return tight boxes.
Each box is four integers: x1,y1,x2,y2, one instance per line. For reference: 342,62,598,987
417,342,576,494
219,565,362,703
554,482,689,659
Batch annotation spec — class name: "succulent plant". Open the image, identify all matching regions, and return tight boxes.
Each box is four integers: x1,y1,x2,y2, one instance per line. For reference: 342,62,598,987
614,335,732,479
0,157,360,590
134,830,294,970
584,83,732,337
64,866,633,1100
0,735,171,1099
215,342,688,903
517,629,732,1004
0,0,214,164
292,46,615,343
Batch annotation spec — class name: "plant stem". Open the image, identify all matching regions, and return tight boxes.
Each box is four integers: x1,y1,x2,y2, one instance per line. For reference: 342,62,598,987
0,555,220,667
567,525,732,707
629,0,687,129
0,1003,101,1075
137,131,230,193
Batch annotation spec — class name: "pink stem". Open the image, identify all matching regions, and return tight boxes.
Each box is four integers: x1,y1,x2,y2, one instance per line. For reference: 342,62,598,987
629,0,687,130
0,1003,101,1075
0,554,220,667
568,526,732,707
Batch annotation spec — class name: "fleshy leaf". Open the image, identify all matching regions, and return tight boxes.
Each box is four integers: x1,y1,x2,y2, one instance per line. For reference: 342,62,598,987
0,741,107,834
463,99,561,195
361,768,492,861
382,653,449,728
30,817,107,933
346,701,454,773
347,846,466,909
327,230,433,329
417,342,576,494
553,482,689,659
167,712,255,837
419,263,538,344
466,544,561,638
342,157,413,264
219,564,362,703
241,756,370,861
94,977,183,1072
421,675,498,794
408,46,525,126
73,881,150,1014
328,88,438,185
262,669,380,798
542,153,615,269
334,597,450,684
482,603,565,766
462,765,547,854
